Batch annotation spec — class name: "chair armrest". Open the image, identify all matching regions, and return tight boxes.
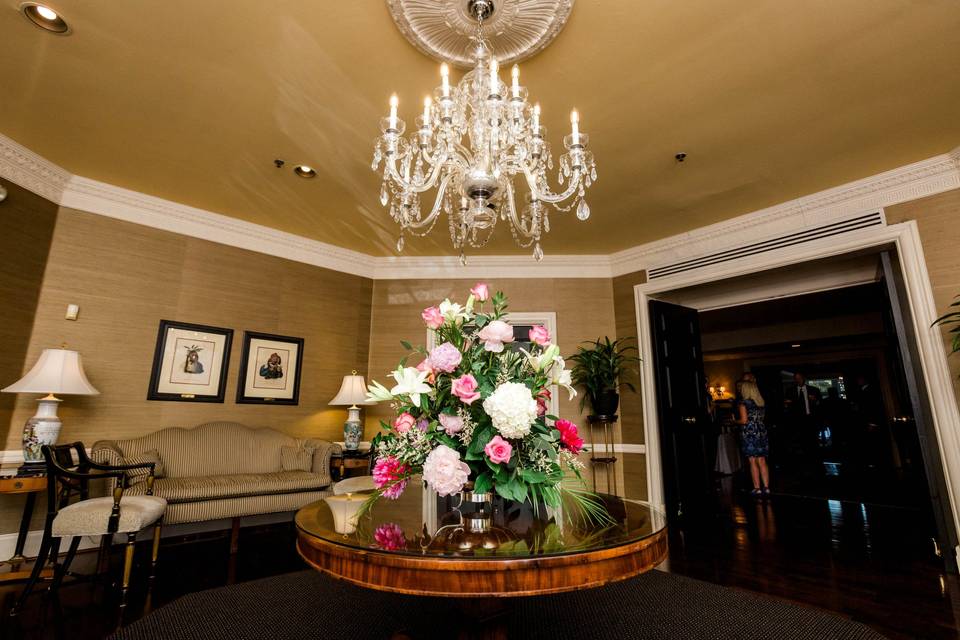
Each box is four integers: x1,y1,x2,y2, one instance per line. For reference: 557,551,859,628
302,439,337,487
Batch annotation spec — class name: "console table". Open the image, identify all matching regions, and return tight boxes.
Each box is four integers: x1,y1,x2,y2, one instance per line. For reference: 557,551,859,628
0,474,53,584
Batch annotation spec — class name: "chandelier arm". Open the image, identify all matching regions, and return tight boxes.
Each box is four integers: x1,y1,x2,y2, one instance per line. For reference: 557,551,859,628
386,153,445,194
503,181,537,239
521,164,583,204
400,174,453,231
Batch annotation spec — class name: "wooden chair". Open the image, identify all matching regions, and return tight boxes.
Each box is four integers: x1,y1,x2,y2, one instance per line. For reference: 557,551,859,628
9,442,166,621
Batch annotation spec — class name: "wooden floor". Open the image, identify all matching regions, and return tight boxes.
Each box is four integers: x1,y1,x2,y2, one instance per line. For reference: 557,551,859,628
1,492,958,640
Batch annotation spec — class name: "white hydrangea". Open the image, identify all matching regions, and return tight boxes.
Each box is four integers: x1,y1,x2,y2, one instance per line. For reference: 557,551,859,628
483,382,538,439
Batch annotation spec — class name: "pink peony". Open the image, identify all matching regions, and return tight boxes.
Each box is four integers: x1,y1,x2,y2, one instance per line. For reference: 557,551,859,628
393,412,415,433
477,320,514,353
422,445,470,496
528,325,551,346
451,374,481,405
374,523,406,551
439,413,464,435
415,358,436,384
484,435,513,464
372,456,410,500
536,388,552,417
555,419,584,454
428,342,462,373
470,282,490,302
421,306,443,329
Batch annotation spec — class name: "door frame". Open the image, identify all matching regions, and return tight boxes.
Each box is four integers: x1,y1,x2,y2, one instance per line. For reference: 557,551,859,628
634,220,960,564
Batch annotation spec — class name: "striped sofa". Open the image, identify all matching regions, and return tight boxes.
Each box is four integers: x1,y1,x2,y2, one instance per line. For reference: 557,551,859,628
91,422,336,526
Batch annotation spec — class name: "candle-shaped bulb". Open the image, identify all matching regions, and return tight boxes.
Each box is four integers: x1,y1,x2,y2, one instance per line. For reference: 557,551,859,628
511,65,520,99
570,108,580,143
532,103,541,132
489,58,499,94
389,94,399,129
422,96,432,127
440,63,450,97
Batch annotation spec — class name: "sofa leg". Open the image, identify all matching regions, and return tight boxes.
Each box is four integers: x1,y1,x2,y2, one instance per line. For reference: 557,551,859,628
229,517,240,555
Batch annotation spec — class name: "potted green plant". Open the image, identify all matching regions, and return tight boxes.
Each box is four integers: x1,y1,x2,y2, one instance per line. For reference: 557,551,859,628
567,337,640,416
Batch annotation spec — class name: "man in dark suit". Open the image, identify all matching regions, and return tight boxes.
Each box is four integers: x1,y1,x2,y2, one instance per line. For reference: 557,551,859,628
785,372,822,461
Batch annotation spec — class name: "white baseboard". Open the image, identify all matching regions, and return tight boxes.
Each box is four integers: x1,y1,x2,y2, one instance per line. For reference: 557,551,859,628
0,530,101,560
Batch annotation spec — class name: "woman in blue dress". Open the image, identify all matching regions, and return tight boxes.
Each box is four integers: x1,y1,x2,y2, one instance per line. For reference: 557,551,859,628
736,380,770,496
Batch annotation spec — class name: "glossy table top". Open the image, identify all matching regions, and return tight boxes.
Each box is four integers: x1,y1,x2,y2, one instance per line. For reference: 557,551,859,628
295,480,666,560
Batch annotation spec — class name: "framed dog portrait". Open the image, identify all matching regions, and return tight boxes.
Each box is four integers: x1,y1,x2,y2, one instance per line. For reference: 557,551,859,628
147,320,233,402
236,331,304,405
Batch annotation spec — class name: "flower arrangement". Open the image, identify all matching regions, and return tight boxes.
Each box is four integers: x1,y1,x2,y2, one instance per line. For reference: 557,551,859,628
365,284,606,519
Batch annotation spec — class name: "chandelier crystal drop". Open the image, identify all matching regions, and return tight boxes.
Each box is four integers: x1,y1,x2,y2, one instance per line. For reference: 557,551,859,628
372,1,596,261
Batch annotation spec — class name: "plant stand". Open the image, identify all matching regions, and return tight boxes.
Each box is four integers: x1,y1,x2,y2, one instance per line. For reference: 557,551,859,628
587,414,619,496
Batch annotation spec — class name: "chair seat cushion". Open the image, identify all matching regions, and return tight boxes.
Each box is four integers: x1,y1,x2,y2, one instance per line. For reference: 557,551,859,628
52,496,167,537
125,471,327,504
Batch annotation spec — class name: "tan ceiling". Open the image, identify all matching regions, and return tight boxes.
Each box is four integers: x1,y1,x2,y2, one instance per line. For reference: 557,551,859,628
2,1,959,257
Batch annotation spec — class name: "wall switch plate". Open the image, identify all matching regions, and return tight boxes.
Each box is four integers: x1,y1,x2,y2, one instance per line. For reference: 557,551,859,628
65,304,79,321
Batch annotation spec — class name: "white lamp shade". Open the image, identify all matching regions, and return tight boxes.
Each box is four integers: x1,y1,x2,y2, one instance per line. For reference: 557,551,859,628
329,374,370,406
2,349,100,395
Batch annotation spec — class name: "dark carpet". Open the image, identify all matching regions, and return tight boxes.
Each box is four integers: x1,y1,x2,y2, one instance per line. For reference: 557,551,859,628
109,569,886,640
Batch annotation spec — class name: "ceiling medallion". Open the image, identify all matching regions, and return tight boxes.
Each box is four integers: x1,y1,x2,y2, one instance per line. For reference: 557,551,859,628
386,0,575,68
373,0,595,262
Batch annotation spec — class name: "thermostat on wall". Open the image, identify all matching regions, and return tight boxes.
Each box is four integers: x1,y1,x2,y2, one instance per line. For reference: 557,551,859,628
65,304,79,321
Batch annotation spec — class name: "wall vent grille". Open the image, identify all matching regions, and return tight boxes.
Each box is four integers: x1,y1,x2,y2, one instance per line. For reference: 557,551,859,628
647,211,885,280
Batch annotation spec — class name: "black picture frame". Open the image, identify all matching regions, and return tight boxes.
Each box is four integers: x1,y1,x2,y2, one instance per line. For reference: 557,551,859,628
236,331,304,405
147,320,233,403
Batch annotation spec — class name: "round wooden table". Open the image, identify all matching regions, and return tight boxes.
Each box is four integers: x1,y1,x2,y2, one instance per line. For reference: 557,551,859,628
296,483,667,638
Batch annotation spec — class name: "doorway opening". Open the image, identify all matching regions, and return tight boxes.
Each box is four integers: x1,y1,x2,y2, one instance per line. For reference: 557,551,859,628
638,239,960,638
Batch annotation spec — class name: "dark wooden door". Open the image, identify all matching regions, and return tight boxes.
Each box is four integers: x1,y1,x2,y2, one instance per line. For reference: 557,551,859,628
880,251,958,570
649,300,713,521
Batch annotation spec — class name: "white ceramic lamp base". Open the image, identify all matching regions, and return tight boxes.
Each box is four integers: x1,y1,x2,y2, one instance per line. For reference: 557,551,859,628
21,394,63,468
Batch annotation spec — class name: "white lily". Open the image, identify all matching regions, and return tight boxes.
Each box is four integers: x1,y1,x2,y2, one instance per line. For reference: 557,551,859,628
438,298,470,324
365,379,394,404
547,356,578,401
521,344,560,372
389,366,433,407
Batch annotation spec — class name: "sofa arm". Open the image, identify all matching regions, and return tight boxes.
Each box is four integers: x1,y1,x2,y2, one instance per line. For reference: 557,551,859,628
91,439,124,466
302,439,338,487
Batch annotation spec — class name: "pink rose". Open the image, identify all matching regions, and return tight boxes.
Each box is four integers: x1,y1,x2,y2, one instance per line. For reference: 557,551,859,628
428,342,462,373
393,412,415,433
528,325,551,346
555,419,584,454
536,388,551,417
477,320,514,353
439,413,464,435
421,306,443,329
451,374,481,405
416,358,435,384
484,435,513,464
470,282,490,302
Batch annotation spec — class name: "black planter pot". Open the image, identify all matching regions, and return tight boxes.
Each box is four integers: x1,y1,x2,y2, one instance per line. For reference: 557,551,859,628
591,390,620,416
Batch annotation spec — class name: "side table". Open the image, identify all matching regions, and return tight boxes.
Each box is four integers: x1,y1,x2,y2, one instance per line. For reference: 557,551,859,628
0,474,53,583
587,414,619,497
331,450,372,481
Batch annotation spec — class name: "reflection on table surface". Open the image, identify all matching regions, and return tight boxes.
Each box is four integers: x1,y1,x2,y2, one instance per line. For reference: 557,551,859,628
296,479,666,559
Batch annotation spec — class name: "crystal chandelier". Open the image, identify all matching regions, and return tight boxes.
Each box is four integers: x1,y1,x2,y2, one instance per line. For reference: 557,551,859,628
372,0,596,262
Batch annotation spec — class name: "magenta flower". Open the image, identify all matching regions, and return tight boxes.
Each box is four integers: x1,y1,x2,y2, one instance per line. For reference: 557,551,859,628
374,523,406,551
528,325,551,346
484,435,513,464
555,419,584,454
470,282,490,302
421,306,443,329
372,456,410,500
428,342,462,373
477,320,515,353
451,374,481,405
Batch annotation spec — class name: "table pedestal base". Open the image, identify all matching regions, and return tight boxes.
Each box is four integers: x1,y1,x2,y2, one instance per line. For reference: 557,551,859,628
390,598,513,640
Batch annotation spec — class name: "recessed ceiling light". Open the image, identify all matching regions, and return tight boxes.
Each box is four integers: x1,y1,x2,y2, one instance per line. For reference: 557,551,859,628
791,344,801,348
21,3,70,34
294,165,316,179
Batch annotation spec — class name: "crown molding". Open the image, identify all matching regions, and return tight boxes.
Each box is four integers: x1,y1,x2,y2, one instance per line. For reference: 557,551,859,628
1,131,958,281
608,147,960,277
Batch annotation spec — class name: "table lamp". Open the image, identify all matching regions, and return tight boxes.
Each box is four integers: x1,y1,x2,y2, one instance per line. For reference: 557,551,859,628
329,371,371,451
2,348,99,473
